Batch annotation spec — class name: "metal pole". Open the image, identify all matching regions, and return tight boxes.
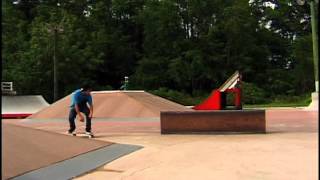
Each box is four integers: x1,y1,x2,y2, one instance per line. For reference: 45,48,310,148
53,27,58,101
310,0,319,92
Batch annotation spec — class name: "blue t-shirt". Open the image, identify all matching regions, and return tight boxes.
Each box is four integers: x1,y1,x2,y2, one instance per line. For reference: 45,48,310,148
70,89,93,108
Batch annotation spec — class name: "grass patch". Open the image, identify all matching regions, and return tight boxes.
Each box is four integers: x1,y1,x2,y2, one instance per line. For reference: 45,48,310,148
244,94,311,108
149,88,312,108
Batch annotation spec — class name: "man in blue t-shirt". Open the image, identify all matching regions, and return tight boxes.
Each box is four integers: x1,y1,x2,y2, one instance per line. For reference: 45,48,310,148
67,84,94,136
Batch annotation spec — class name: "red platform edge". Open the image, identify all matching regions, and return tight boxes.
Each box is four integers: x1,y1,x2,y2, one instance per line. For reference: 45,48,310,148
2,113,32,118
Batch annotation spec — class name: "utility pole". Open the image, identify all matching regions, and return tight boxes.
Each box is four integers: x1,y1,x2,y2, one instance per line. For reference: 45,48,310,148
48,24,63,101
297,0,319,109
53,27,58,101
310,0,318,92
297,0,319,91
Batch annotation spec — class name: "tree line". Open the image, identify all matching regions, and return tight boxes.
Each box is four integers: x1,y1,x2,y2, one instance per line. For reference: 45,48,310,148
2,0,315,104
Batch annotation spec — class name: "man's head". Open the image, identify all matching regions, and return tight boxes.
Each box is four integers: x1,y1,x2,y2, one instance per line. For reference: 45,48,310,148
81,84,92,95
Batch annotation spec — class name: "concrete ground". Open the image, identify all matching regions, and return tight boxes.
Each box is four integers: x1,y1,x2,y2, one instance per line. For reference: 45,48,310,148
3,108,318,180
76,133,318,180
2,123,112,180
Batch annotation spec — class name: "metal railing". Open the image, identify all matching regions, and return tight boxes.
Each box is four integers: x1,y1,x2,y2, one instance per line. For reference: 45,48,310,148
1,82,13,91
1,82,16,95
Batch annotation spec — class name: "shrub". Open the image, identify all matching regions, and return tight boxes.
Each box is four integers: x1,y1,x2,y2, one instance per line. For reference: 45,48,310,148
242,82,269,104
149,88,201,106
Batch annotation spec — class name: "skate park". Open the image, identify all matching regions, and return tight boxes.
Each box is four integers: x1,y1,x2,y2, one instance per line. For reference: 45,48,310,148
3,0,319,179
2,73,318,180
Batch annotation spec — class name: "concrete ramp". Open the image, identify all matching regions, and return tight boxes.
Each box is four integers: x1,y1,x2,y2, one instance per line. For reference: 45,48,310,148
2,95,49,118
2,123,141,180
28,91,193,119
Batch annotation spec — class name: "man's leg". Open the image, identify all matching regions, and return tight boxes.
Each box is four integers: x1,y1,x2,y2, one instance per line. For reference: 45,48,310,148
81,108,92,133
68,108,77,133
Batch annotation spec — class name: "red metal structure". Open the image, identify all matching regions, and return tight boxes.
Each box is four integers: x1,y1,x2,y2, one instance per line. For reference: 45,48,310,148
193,71,242,110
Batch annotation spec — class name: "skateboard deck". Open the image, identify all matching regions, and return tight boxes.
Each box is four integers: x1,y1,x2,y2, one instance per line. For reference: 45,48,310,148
70,132,94,138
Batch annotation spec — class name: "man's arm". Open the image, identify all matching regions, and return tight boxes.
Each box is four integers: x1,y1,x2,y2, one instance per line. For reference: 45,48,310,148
88,95,93,118
74,92,84,122
75,104,85,122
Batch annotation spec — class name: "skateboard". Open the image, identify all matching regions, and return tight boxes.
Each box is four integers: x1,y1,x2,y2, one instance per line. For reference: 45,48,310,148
69,132,94,138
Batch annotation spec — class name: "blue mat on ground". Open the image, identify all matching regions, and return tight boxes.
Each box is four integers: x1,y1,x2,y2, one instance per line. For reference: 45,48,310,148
11,143,143,180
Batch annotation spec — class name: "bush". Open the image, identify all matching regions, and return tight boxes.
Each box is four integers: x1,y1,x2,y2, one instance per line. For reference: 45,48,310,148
151,83,270,106
95,85,114,91
149,87,202,106
242,82,269,104
270,94,311,105
149,83,310,107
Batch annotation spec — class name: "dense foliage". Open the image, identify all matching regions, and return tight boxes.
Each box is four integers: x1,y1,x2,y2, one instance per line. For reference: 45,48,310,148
2,0,315,104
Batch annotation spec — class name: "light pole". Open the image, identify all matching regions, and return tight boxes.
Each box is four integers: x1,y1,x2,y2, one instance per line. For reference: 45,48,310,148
48,24,63,101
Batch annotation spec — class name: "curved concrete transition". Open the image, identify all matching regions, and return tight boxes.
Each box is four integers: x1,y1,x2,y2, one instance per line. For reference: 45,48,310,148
305,92,318,110
2,123,142,180
28,91,193,119
2,95,49,118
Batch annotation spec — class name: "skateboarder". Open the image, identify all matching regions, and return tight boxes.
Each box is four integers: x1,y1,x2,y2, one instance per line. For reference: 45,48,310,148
67,84,94,137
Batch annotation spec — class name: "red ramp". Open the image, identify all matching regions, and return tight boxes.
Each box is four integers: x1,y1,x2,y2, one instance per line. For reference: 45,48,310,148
193,90,222,110
193,71,242,110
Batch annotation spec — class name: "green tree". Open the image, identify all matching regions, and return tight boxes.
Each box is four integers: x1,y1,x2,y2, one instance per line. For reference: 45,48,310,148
2,0,36,95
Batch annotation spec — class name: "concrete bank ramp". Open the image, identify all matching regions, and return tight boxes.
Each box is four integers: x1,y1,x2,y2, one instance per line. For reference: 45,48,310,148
2,123,142,180
29,91,193,119
2,95,49,118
